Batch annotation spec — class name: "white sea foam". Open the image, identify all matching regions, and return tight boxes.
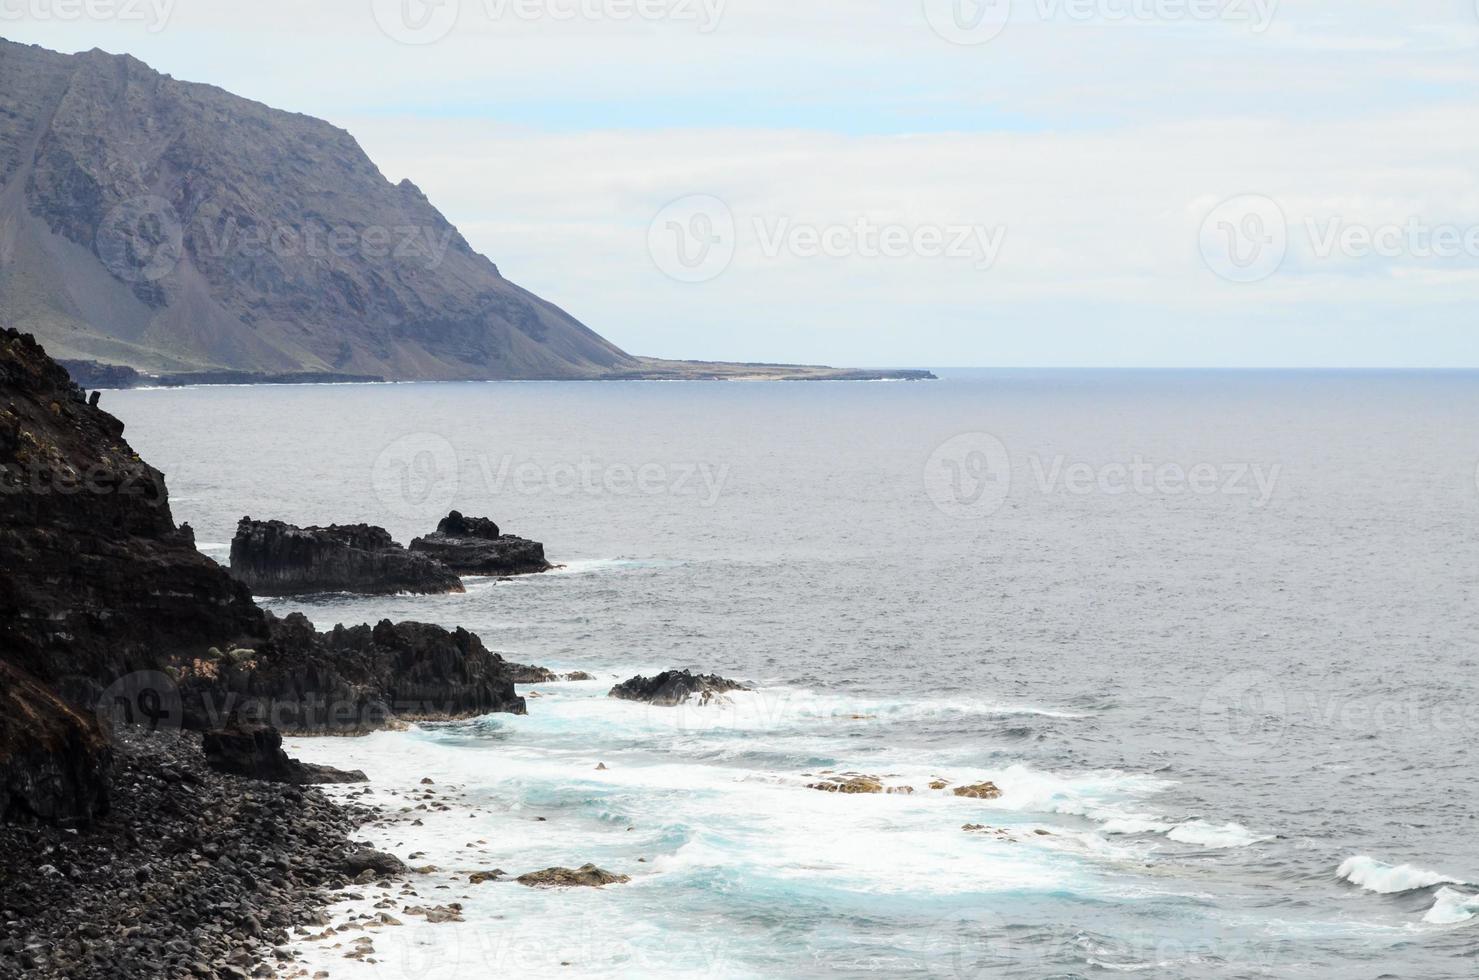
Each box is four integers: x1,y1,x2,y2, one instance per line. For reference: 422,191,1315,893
1165,821,1265,849
1423,887,1479,925
1338,855,1465,895
1099,817,1176,836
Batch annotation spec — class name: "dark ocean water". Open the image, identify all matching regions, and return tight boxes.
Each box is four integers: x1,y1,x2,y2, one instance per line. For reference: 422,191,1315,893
104,371,1479,978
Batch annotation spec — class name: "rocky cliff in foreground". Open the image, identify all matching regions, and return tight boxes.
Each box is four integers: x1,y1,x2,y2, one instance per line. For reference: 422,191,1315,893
0,328,523,826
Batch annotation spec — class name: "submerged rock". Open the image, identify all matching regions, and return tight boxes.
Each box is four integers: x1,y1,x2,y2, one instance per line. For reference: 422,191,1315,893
230,518,464,597
608,670,750,707
408,511,553,577
508,663,595,684
806,774,915,795
516,864,630,888
952,782,1003,800
202,724,367,785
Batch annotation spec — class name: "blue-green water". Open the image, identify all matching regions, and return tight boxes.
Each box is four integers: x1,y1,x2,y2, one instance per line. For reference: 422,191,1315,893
105,371,1479,978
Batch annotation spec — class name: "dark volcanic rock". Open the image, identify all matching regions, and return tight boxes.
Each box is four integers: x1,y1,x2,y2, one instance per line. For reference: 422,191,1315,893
191,614,528,734
409,510,553,577
609,670,750,707
0,329,525,830
203,724,366,785
508,663,594,684
341,849,408,879
0,328,258,825
230,518,465,597
516,864,630,888
57,359,143,390
0,730,376,980
0,663,111,825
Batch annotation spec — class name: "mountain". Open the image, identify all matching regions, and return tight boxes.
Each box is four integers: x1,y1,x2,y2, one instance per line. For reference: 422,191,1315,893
0,38,636,381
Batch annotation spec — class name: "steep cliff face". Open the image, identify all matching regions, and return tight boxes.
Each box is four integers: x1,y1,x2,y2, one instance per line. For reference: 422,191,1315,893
0,328,265,692
0,328,525,824
0,38,635,381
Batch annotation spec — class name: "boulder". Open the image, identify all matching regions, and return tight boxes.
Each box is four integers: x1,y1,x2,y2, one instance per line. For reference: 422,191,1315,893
202,724,367,785
230,519,464,597
342,850,407,879
952,782,1003,800
508,663,593,684
516,864,630,888
806,774,915,795
408,511,552,577
608,670,750,707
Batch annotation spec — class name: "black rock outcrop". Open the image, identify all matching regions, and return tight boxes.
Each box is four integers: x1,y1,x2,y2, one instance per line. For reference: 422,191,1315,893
202,724,367,785
409,510,554,577
609,670,751,707
230,518,465,597
0,328,525,828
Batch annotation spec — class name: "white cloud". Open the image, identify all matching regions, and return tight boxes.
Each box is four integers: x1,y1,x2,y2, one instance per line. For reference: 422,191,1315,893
3,0,1478,364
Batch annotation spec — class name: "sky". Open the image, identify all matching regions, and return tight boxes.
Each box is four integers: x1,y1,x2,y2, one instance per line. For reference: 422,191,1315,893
4,0,1479,368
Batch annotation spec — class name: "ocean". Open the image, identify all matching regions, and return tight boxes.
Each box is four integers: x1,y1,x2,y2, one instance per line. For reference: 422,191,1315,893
103,370,1479,978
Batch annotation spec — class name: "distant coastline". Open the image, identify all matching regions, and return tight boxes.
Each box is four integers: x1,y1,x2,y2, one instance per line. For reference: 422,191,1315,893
60,358,937,390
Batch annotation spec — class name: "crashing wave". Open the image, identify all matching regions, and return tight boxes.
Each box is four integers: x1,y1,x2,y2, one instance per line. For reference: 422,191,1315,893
1337,856,1465,895
1424,887,1479,925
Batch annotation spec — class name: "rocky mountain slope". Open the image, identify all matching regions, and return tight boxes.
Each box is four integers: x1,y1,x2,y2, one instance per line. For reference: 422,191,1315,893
0,38,634,381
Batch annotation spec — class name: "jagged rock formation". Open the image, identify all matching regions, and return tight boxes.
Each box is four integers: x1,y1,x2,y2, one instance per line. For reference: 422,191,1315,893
202,724,366,785
608,670,750,707
409,510,553,577
0,328,525,827
0,38,633,381
199,614,527,733
229,518,465,597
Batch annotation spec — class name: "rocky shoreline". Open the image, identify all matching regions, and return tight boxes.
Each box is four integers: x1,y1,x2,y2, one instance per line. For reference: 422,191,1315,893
0,328,534,977
0,729,381,979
